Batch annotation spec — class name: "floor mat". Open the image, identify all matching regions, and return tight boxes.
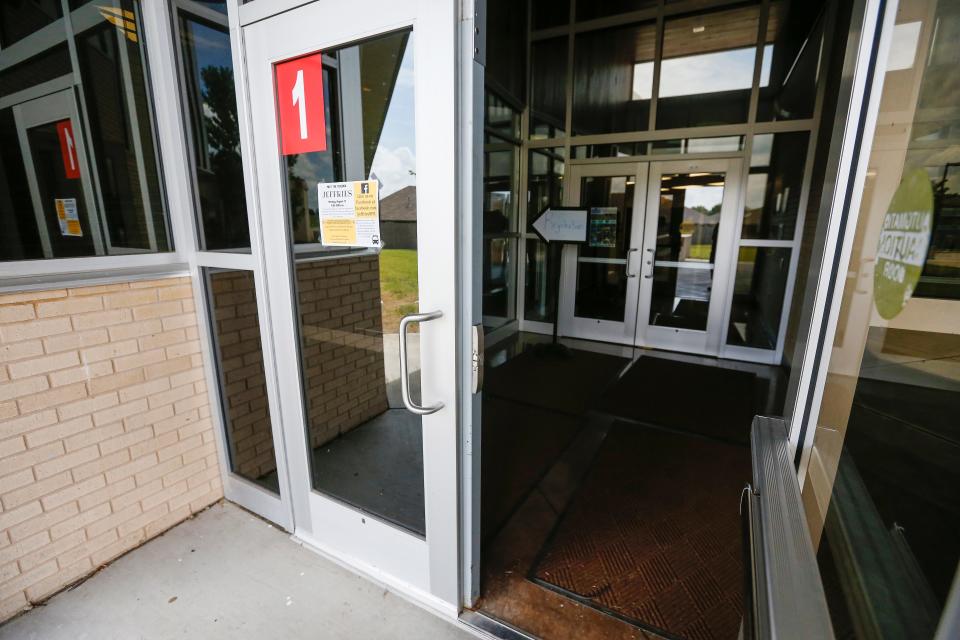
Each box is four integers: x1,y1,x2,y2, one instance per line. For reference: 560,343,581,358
594,356,757,445
530,422,750,640
481,396,584,540
485,347,629,417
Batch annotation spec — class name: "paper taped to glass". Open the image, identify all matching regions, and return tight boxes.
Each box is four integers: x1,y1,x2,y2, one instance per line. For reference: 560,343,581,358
317,180,381,248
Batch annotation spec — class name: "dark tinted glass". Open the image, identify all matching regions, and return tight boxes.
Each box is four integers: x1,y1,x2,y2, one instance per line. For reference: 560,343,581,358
726,247,790,349
657,4,761,130
530,37,567,139
572,22,655,135
742,132,809,240
757,0,824,122
526,148,564,231
178,14,250,251
531,0,569,30
576,0,657,23
0,0,62,48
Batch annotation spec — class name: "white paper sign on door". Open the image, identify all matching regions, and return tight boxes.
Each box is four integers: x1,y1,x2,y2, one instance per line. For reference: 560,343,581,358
317,180,381,248
55,198,82,237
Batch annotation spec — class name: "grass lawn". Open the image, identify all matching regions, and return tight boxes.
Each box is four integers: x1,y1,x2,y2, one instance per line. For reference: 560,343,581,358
379,249,419,333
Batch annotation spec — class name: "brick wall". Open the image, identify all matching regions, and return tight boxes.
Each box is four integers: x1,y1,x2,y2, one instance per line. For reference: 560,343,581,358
0,276,222,622
207,270,276,485
295,256,389,450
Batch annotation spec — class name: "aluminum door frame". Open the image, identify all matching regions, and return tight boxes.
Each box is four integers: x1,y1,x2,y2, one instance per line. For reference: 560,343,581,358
635,157,743,356
558,162,649,343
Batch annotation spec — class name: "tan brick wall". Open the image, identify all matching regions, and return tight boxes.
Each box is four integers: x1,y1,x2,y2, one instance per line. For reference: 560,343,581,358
0,277,222,622
296,256,389,450
207,271,276,483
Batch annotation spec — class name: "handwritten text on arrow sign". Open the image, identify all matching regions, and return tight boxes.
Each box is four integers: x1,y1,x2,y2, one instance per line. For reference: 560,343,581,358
532,208,588,243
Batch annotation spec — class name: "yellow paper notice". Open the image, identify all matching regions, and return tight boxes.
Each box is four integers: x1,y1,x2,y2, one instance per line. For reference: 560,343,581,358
316,180,381,247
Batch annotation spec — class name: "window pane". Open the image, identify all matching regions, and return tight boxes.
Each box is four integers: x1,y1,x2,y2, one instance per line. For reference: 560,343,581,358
531,0,568,30
576,0,657,23
524,238,555,322
530,37,567,139
726,246,790,349
484,144,518,233
485,91,520,141
526,147,564,232
650,136,744,155
649,172,726,330
572,142,647,159
572,22,655,135
757,0,823,122
742,132,809,240
804,1,960,635
205,269,280,494
75,9,169,251
280,32,426,536
657,4,761,130
0,0,62,48
1,1,170,261
483,237,516,330
178,13,250,251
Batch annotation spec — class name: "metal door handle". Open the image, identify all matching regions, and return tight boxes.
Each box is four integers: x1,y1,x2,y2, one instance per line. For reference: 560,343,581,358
626,248,639,278
399,310,444,415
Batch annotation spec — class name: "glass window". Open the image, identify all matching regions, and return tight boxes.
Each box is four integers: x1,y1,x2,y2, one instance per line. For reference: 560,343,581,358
485,92,521,141
742,132,809,240
726,246,791,349
483,237,517,330
530,37,567,139
177,11,250,251
281,31,426,536
804,1,960,636
0,1,171,261
657,4,762,130
527,147,564,232
484,143,518,233
572,142,647,159
576,0,657,23
650,136,744,155
572,21,655,136
531,0,569,30
757,0,824,122
524,237,555,323
204,269,280,494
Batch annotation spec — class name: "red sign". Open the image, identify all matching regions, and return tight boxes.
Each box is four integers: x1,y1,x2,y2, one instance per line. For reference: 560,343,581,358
275,53,327,156
56,120,80,179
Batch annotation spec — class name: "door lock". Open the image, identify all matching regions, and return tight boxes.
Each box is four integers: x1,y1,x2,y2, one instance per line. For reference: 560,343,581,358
471,324,484,394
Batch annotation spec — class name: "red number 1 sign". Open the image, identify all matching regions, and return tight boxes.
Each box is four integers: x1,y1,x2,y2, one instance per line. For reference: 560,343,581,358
275,53,327,156
56,120,80,179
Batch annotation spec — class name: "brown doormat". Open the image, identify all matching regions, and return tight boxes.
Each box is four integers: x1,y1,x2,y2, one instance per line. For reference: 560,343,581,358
594,356,758,445
530,422,750,640
485,347,629,417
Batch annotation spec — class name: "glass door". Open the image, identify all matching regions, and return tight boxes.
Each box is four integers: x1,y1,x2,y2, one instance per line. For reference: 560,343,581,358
635,158,742,355
242,0,460,605
12,90,102,258
558,162,648,343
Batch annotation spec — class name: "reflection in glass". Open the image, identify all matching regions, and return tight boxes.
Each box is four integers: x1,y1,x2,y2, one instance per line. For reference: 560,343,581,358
486,92,521,141
572,22,655,135
726,247,790,349
804,2,960,635
574,176,635,321
525,238,555,322
484,142,518,234
282,32,425,536
576,0,657,23
527,147,564,232
75,9,169,251
0,0,62,48
649,173,725,330
530,37,567,139
178,14,250,251
483,237,516,330
757,0,824,122
657,4,762,129
650,136,744,155
742,132,809,240
205,269,279,494
572,142,647,159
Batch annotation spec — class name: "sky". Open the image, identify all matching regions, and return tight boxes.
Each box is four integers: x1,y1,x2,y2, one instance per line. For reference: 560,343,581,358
369,35,417,198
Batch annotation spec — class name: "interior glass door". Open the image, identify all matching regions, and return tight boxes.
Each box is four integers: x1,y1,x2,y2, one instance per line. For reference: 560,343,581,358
558,163,647,343
242,0,459,604
635,158,741,355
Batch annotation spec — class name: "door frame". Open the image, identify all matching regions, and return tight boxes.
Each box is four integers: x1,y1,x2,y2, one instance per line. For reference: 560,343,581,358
12,89,104,258
635,157,742,356
558,162,649,344
238,0,462,614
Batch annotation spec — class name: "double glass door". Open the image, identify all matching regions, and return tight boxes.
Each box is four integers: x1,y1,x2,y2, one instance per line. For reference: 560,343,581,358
560,158,742,356
240,0,460,606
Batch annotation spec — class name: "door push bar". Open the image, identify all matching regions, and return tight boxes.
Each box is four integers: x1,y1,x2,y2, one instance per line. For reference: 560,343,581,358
399,310,444,416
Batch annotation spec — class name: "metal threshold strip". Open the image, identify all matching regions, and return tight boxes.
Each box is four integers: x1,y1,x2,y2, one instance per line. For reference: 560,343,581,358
744,416,835,639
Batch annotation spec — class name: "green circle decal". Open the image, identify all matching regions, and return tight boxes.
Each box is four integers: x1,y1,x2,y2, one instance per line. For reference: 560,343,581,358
873,169,934,320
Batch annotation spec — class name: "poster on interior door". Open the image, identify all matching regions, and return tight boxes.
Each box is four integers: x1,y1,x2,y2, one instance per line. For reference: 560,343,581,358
588,207,618,248
317,180,381,248
55,198,82,236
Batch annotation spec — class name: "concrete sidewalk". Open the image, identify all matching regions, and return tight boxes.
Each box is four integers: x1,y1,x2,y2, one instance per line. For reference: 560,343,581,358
0,502,475,640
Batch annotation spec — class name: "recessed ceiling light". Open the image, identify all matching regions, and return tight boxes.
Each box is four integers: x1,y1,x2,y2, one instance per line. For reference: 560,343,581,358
693,26,706,33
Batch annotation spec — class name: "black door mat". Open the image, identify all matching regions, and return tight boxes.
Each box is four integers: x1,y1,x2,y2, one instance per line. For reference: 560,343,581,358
481,396,584,540
485,347,630,417
530,422,750,640
593,356,758,445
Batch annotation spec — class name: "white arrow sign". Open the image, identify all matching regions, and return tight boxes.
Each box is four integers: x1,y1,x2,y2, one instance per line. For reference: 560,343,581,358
531,207,588,243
